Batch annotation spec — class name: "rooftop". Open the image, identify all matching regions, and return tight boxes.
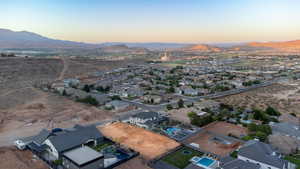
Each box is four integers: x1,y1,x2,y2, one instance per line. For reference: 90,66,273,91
63,146,103,166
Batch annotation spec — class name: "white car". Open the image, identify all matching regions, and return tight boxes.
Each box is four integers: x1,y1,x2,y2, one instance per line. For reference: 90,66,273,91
14,140,26,150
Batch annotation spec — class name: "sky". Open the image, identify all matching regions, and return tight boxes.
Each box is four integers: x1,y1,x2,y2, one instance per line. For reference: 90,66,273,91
1,0,300,43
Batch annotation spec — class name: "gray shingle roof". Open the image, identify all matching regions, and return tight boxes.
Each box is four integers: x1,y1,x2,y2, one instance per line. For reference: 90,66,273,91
48,125,103,153
238,141,286,168
133,111,159,120
33,129,51,145
220,156,260,169
271,122,300,138
184,163,205,169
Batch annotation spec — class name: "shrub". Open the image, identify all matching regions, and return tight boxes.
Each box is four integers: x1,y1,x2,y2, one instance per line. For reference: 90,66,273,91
166,104,173,110
77,96,99,106
265,106,281,116
178,99,184,108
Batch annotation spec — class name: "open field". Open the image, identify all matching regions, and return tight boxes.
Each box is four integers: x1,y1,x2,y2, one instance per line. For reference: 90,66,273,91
0,57,144,147
99,122,180,160
0,58,63,110
216,83,300,115
184,131,242,157
203,121,248,138
0,91,118,146
0,147,47,169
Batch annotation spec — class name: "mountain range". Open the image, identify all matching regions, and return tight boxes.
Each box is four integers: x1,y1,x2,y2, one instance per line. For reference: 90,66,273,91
1,28,300,52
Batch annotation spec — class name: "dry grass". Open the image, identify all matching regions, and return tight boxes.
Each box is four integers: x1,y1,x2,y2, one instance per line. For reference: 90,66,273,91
98,122,180,160
203,121,248,138
0,147,48,169
216,83,300,115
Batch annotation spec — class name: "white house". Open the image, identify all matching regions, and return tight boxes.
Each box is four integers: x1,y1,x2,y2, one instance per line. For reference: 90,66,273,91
124,111,164,129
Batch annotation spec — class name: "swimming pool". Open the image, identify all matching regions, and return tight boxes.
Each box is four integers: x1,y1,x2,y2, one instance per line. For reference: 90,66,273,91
190,156,216,168
197,157,214,167
165,127,181,135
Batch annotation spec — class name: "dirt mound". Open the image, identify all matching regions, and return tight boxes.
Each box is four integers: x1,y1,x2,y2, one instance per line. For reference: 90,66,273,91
25,103,46,110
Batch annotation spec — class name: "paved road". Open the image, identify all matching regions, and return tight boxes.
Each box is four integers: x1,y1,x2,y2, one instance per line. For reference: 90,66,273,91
122,80,278,112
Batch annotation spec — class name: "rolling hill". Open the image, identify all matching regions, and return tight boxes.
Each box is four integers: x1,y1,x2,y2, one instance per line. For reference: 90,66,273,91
247,40,300,51
178,44,222,52
0,28,99,49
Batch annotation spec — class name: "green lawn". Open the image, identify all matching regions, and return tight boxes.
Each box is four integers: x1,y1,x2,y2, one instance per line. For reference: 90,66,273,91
284,155,300,169
92,142,113,152
162,147,203,169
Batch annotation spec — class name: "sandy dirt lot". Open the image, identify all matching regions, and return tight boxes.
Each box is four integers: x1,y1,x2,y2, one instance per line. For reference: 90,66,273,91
114,156,152,169
0,147,48,169
168,108,194,124
99,122,180,160
184,130,241,157
216,83,300,115
203,121,248,138
0,91,117,146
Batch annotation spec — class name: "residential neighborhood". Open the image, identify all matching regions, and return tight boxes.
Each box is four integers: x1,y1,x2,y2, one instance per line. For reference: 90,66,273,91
8,59,300,169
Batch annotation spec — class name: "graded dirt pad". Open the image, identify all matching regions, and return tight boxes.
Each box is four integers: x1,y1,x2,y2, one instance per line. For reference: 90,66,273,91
99,122,180,160
184,130,241,157
216,83,300,115
114,156,152,169
0,147,48,169
203,121,248,138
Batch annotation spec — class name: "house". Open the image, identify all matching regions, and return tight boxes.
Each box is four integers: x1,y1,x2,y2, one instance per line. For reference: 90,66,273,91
269,134,300,155
51,82,65,94
62,146,104,169
21,125,104,161
238,140,296,169
179,86,198,96
219,156,260,169
124,111,165,129
195,100,220,112
271,122,300,140
64,79,80,88
142,95,162,104
105,100,130,110
90,93,111,106
65,88,89,100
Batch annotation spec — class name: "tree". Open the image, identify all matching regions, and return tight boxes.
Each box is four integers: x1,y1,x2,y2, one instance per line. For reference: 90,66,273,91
253,109,269,123
166,104,173,110
256,131,268,141
111,95,121,100
265,106,281,116
178,99,184,108
77,96,99,106
83,84,90,93
166,86,175,93
62,89,67,96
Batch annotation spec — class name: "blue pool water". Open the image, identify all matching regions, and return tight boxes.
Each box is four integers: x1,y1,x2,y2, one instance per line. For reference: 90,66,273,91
197,157,214,167
165,127,180,135
116,150,129,160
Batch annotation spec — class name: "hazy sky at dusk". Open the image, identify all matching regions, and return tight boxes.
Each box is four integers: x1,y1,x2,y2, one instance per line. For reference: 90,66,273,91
1,0,300,43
